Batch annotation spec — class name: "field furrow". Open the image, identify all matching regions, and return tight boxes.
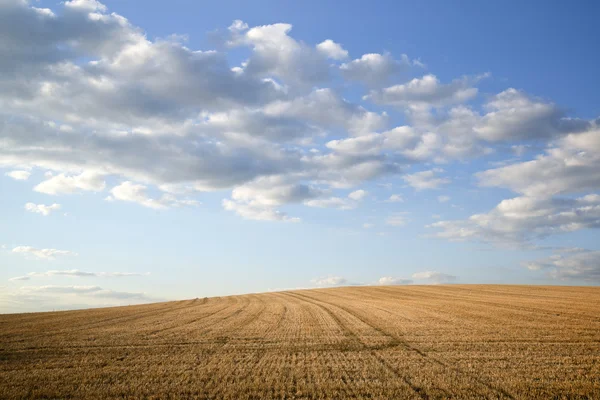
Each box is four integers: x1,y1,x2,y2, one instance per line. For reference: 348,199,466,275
1,285,599,399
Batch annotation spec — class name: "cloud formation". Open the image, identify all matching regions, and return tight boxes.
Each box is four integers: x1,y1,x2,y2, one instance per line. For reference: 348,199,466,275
9,269,148,281
25,202,61,216
377,276,413,285
316,39,348,60
524,250,600,282
12,246,77,260
106,181,199,209
5,170,30,180
340,53,417,86
430,194,600,246
366,74,483,108
0,0,597,269
311,276,347,287
385,194,403,203
18,285,156,301
403,169,450,190
412,271,457,284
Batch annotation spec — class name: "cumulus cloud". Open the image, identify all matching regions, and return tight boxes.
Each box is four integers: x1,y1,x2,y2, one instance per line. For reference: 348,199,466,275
325,125,442,164
340,53,416,86
221,175,321,221
478,127,600,197
264,88,388,137
304,197,354,210
106,181,199,209
222,198,299,222
230,176,322,207
473,89,587,141
427,122,600,248
316,39,348,60
348,189,368,201
5,170,30,180
524,250,600,282
377,276,413,285
227,21,330,88
403,168,450,190
0,0,596,246
12,246,77,260
430,195,600,245
386,194,404,203
24,202,61,216
304,189,368,210
437,195,450,203
366,74,485,108
311,276,347,287
34,172,106,195
412,271,457,284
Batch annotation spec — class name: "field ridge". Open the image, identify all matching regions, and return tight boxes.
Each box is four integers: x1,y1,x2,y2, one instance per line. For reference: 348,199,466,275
1,285,599,399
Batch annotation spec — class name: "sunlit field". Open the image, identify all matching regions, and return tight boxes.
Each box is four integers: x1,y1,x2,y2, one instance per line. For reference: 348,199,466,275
2,285,599,399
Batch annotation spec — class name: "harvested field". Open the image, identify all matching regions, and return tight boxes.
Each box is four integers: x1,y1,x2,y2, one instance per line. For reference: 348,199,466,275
1,285,599,399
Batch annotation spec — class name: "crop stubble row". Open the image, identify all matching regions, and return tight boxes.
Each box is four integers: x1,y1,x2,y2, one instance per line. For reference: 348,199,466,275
1,285,599,399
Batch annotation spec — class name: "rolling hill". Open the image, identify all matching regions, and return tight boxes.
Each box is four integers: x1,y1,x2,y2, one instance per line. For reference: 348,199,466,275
1,285,599,399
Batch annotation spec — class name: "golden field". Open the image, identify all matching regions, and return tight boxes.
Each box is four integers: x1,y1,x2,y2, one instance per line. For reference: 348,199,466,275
1,285,599,399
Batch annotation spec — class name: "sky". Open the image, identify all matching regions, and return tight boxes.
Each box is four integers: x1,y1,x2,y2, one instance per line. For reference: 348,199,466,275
1,0,599,313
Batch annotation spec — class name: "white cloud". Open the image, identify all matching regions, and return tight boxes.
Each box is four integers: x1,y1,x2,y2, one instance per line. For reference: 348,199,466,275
363,223,374,229
524,250,600,282
340,53,414,86
478,127,600,197
366,74,485,108
1,284,160,313
473,89,584,141
24,202,61,216
348,189,368,201
228,21,330,88
106,181,199,209
412,271,456,284
325,125,441,164
8,276,31,281
65,0,108,13
427,123,600,248
316,39,348,60
230,176,322,207
430,194,600,245
305,189,368,210
304,189,369,210
18,285,155,300
222,198,299,222
0,0,596,246
9,269,148,281
304,197,355,210
221,175,317,221
34,172,106,195
311,276,347,287
403,168,450,190
437,195,450,203
264,88,388,137
377,276,413,285
12,246,77,260
5,170,30,180
386,194,404,203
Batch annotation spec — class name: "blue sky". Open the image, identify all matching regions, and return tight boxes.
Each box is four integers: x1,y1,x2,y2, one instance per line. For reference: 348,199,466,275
1,0,599,312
